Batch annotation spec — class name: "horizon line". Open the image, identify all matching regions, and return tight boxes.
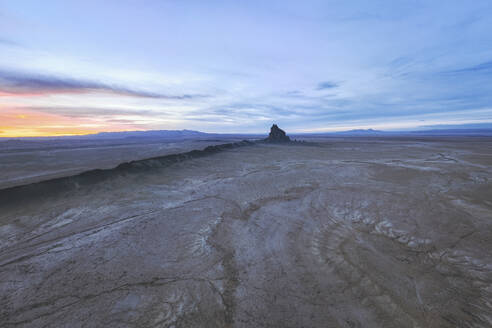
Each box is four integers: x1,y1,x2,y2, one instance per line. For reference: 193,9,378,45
2,124,492,138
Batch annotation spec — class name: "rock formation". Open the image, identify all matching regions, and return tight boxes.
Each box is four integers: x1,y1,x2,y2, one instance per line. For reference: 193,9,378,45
265,124,291,143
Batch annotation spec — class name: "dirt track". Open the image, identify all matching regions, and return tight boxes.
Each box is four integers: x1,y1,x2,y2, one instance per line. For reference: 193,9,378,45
1,138,491,327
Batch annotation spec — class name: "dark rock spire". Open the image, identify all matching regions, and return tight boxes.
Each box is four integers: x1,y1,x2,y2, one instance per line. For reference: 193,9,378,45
265,124,291,142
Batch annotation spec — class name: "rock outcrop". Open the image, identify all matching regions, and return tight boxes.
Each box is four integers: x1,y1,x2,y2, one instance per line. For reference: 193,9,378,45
265,124,291,143
0,140,255,207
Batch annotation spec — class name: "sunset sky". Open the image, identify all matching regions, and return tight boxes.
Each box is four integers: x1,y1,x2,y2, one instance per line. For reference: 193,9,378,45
1,0,492,137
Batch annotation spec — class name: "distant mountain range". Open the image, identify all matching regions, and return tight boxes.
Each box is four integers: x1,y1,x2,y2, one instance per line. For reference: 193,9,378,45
2,125,492,140
317,128,492,136
0,129,212,141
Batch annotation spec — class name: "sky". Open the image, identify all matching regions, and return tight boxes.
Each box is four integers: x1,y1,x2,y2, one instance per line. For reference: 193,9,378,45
1,0,492,136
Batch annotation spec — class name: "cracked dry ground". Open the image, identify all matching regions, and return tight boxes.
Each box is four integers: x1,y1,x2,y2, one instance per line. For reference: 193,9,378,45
1,139,492,327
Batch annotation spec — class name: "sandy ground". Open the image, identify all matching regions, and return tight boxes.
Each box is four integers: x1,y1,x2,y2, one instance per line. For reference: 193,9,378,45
0,138,491,327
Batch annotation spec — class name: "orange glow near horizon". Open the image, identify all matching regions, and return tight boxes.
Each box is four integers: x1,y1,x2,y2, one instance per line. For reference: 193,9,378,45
0,107,141,137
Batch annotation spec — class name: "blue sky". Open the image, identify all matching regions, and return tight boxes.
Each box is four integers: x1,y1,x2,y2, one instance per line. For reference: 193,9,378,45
1,0,492,135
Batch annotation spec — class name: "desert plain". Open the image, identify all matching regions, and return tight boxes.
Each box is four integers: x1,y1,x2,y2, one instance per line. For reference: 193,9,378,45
0,137,491,327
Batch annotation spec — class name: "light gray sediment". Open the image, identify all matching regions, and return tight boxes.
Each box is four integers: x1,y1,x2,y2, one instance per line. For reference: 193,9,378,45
1,138,491,327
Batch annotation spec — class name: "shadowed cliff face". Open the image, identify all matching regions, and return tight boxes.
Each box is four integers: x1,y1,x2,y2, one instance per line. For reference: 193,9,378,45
265,124,290,142
1,139,492,328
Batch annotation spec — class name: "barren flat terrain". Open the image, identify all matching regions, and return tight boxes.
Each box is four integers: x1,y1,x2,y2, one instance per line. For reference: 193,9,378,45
0,138,491,327
0,138,245,189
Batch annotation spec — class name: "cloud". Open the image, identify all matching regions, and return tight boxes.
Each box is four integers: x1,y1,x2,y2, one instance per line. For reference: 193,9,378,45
443,60,492,75
316,81,339,90
0,37,21,47
16,106,169,119
419,122,492,130
106,119,142,124
196,102,300,119
0,69,208,99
